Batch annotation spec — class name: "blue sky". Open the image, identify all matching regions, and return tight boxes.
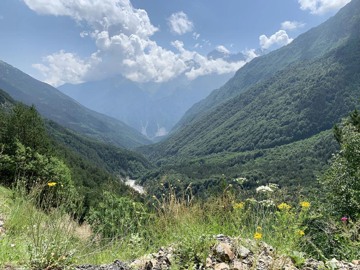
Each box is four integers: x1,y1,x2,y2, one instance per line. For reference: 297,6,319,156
0,0,351,86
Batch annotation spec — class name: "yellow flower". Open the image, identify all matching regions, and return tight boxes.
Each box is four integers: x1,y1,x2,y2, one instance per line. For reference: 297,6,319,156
278,203,291,210
254,232,262,240
300,202,310,208
297,230,305,236
257,226,262,230
233,203,244,209
47,182,56,187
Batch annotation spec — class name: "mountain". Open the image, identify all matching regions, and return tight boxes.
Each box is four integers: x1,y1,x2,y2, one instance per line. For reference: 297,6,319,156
136,0,360,191
0,61,151,149
58,71,234,140
207,48,269,62
172,0,360,133
0,88,153,207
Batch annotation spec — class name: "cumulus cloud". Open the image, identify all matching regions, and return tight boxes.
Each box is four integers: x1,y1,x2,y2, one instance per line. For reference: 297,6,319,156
259,30,293,49
298,0,351,14
281,21,306,31
25,0,250,86
216,45,230,54
32,50,101,86
167,11,194,35
24,0,158,38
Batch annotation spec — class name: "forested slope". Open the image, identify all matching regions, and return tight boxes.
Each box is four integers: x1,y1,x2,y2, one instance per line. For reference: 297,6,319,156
172,0,360,133
0,61,151,149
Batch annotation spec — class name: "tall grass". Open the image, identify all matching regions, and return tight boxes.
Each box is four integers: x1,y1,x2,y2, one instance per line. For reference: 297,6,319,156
0,180,359,268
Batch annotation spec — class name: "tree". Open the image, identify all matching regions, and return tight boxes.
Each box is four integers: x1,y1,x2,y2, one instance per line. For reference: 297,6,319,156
322,108,360,218
4,103,50,154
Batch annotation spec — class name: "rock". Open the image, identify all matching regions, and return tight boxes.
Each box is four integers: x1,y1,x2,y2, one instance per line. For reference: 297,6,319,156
238,246,251,259
214,243,234,262
352,260,360,265
206,257,213,267
214,234,233,244
214,262,230,270
76,260,128,270
233,260,248,270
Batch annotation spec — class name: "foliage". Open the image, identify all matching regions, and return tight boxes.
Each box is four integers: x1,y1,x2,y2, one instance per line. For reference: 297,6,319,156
87,191,147,239
172,0,360,133
321,108,360,218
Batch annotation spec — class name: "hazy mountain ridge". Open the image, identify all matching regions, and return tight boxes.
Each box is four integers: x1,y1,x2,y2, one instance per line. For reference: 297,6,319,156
0,61,151,149
59,68,234,139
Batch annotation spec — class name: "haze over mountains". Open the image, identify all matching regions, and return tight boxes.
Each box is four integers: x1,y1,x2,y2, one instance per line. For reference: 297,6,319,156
58,48,269,139
0,60,151,149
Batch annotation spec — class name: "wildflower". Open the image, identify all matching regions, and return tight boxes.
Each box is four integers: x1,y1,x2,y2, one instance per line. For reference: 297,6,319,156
47,182,56,187
341,217,348,221
11,244,15,247
256,185,273,193
259,199,275,207
300,202,310,208
254,232,262,240
257,226,262,230
278,203,291,210
233,203,244,209
297,230,305,236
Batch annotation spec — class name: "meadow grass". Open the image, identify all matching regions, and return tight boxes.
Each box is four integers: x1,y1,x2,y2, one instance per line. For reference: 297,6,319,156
0,182,358,269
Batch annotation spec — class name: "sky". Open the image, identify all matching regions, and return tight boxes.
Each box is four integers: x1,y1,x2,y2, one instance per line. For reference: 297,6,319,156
0,0,352,87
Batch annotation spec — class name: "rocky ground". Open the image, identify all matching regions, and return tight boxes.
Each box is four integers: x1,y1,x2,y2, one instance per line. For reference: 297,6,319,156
76,234,360,270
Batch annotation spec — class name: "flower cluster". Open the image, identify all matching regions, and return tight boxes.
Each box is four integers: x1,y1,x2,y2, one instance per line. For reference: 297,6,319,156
47,182,56,187
233,202,244,209
256,185,273,193
278,203,291,210
254,232,262,240
297,230,305,236
300,202,310,208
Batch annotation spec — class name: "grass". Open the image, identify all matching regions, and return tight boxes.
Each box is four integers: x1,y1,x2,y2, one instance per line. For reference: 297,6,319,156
0,181,359,269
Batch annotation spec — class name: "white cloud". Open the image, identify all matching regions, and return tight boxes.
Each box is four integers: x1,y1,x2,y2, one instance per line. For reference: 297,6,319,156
167,11,194,35
25,0,252,86
242,49,259,62
216,45,230,54
192,32,200,40
32,50,101,86
281,21,306,31
259,30,293,49
24,0,158,38
298,0,351,14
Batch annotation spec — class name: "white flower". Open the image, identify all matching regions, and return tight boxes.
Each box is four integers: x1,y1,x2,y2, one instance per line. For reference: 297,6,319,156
256,185,273,193
11,244,15,247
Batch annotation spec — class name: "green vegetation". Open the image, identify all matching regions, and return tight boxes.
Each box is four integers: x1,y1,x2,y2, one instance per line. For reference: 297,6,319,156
172,0,360,133
0,89,152,217
0,61,151,149
139,130,338,197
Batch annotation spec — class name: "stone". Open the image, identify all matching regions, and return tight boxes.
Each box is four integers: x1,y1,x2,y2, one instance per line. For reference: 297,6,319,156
214,243,234,262
206,257,213,267
352,260,360,265
238,246,251,259
233,260,248,270
214,263,230,270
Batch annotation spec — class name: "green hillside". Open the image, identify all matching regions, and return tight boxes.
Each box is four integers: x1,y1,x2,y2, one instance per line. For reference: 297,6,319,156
172,0,360,133
0,61,152,149
0,89,152,211
138,37,360,164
